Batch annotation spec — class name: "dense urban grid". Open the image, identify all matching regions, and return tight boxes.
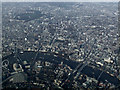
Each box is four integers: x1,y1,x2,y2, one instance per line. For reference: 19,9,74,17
2,2,120,89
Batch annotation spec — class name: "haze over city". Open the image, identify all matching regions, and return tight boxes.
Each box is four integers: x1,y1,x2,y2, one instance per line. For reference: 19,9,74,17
1,0,120,2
